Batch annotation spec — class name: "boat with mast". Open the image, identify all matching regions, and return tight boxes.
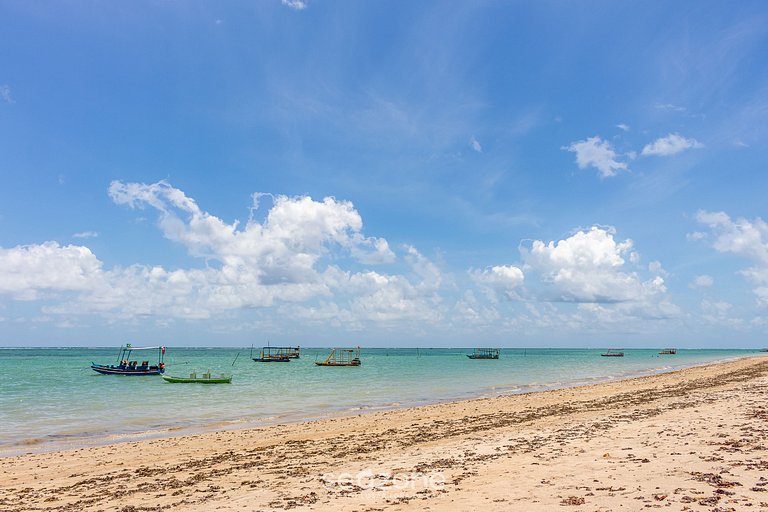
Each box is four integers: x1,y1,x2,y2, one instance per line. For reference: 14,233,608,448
315,347,361,367
251,343,300,362
91,344,166,375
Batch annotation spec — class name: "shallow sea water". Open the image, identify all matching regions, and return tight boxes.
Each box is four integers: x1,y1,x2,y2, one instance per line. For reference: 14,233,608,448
0,346,759,454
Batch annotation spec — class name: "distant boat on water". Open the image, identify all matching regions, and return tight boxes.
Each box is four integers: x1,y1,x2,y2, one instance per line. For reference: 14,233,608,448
467,348,500,359
162,370,231,384
91,344,166,375
315,347,361,366
251,344,300,362
659,348,677,355
601,349,624,357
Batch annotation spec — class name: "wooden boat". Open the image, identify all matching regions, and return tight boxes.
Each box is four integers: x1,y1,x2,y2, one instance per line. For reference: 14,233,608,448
659,348,677,355
315,347,361,366
162,371,231,384
251,345,300,362
601,349,624,357
91,344,166,375
467,348,500,359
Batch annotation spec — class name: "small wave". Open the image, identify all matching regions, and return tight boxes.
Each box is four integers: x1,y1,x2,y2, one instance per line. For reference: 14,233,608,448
15,437,45,446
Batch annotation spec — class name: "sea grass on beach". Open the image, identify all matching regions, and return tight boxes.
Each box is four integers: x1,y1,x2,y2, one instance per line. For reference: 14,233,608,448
2,356,767,511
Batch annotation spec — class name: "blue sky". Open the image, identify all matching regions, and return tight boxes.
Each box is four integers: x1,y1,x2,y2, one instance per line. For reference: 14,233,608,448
1,1,767,347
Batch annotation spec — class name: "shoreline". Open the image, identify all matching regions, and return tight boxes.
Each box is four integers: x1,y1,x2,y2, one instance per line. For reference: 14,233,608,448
0,352,750,457
3,355,768,511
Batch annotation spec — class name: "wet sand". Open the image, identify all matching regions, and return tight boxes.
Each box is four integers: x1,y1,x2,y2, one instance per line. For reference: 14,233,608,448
2,356,767,511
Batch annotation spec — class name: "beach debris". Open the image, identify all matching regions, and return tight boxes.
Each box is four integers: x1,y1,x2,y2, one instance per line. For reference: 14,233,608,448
697,495,720,506
560,496,586,505
689,472,742,488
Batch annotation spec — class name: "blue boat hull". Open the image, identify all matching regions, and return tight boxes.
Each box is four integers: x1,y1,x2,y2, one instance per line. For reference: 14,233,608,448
91,363,164,375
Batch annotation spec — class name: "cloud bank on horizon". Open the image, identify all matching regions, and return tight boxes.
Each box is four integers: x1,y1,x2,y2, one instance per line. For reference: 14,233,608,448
0,180,765,345
0,1,766,346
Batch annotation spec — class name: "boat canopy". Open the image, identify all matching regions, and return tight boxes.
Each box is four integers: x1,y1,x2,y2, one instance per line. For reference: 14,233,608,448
122,345,165,350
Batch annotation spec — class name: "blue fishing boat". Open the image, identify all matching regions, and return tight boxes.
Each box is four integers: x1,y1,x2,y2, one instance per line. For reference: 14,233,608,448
91,344,166,375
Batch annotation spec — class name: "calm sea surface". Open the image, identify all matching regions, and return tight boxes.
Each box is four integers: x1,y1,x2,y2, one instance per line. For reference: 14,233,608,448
0,347,760,455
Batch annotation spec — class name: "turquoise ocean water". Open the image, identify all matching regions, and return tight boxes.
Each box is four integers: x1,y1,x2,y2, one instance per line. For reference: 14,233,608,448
0,347,761,455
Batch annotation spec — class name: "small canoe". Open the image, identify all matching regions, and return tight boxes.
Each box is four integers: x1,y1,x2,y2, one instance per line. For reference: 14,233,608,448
162,371,232,384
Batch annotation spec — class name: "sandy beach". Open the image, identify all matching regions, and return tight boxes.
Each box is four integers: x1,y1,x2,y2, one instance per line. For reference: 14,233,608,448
2,356,767,511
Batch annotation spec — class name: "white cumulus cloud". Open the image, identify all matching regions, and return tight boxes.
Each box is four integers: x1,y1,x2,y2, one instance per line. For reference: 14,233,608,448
341,247,444,325
563,136,628,178
469,136,483,153
108,180,395,284
0,182,448,326
696,210,768,265
690,275,714,289
520,226,664,304
641,133,704,157
281,0,307,10
698,299,744,327
696,210,768,305
470,265,524,302
0,242,103,300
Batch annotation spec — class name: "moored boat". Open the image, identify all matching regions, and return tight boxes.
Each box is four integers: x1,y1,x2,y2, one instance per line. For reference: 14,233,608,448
659,348,677,355
315,347,361,366
600,349,624,357
251,344,300,362
162,371,231,384
467,348,500,359
91,344,166,375
282,347,301,358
